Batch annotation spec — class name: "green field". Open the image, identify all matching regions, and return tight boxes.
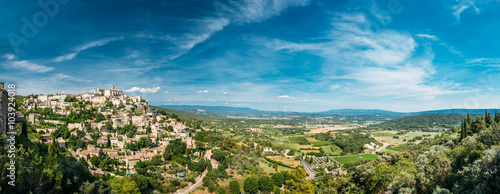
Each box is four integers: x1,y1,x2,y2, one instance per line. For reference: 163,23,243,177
386,146,411,152
258,159,291,174
321,146,332,154
381,149,399,154
374,132,439,145
371,132,398,137
321,145,342,156
333,154,380,164
311,141,331,146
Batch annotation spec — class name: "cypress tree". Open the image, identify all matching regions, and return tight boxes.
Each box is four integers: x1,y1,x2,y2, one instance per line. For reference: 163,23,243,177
466,113,472,126
495,109,500,123
485,109,493,127
460,119,465,141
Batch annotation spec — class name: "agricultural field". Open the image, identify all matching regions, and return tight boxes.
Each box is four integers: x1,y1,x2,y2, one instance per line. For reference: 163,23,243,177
267,155,302,167
311,141,331,146
373,131,439,145
333,154,380,164
320,145,342,156
300,149,321,153
371,132,399,137
258,159,291,174
381,149,399,155
298,144,316,149
386,146,411,152
308,156,342,170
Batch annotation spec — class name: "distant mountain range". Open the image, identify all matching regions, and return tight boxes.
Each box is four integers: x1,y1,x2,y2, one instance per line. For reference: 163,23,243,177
157,105,498,117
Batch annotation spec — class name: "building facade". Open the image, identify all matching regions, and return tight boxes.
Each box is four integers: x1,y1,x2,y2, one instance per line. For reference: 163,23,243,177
0,82,9,134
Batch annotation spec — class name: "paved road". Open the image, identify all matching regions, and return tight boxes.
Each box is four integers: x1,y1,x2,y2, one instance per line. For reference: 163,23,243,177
300,158,317,180
175,151,211,194
175,170,207,194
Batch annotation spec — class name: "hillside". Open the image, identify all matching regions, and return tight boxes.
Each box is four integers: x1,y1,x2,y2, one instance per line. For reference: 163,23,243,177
370,113,474,130
316,117,500,193
318,109,408,116
157,105,269,116
420,109,498,114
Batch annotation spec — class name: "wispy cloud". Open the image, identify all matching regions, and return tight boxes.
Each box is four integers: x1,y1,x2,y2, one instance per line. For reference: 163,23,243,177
1,54,53,73
266,13,464,99
125,86,161,93
416,34,438,41
278,95,290,99
451,0,480,21
466,57,500,67
2,54,15,60
54,37,124,62
215,0,310,24
197,90,208,93
170,0,310,59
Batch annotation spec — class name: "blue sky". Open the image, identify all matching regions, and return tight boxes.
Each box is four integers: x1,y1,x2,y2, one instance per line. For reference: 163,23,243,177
2,0,500,112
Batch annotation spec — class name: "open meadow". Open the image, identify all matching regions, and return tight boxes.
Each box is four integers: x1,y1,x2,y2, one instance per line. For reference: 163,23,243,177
332,154,381,164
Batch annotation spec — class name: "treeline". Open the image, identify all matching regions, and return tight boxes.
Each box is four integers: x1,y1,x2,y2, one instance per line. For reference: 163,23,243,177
314,112,500,193
370,113,474,130
315,132,379,155
0,123,96,193
239,166,312,194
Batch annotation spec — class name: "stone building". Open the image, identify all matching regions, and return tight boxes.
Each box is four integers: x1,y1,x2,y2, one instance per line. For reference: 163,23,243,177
104,85,123,97
0,82,9,134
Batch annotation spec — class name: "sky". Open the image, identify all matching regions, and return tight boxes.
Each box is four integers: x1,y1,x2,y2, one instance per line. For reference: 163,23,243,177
2,0,500,112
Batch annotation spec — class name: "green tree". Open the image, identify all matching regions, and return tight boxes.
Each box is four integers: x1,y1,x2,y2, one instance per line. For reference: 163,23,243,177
229,179,241,194
195,140,205,149
163,139,187,160
216,186,227,194
485,109,493,127
284,166,313,193
258,176,273,192
271,171,285,187
495,109,500,123
213,149,225,162
243,176,259,193
108,177,141,194
79,181,112,194
90,155,100,167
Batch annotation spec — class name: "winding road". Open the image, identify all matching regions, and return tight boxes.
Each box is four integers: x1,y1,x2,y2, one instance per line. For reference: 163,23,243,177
175,169,207,194
300,158,317,180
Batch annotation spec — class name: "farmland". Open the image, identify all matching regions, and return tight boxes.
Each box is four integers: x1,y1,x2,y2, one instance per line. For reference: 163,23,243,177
333,154,381,164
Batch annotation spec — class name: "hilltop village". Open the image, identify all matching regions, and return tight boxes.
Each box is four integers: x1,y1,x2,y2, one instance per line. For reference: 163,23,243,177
1,83,499,193
23,86,204,175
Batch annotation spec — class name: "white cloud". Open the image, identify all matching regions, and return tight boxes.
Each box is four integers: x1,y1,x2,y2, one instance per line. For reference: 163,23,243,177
125,86,161,93
466,57,500,67
452,0,480,21
330,84,341,91
3,53,15,60
197,90,209,93
10,60,54,73
170,0,310,59
164,91,169,93
278,95,290,99
272,13,417,67
416,34,438,41
54,37,124,62
1,54,53,73
215,0,310,24
266,12,465,100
